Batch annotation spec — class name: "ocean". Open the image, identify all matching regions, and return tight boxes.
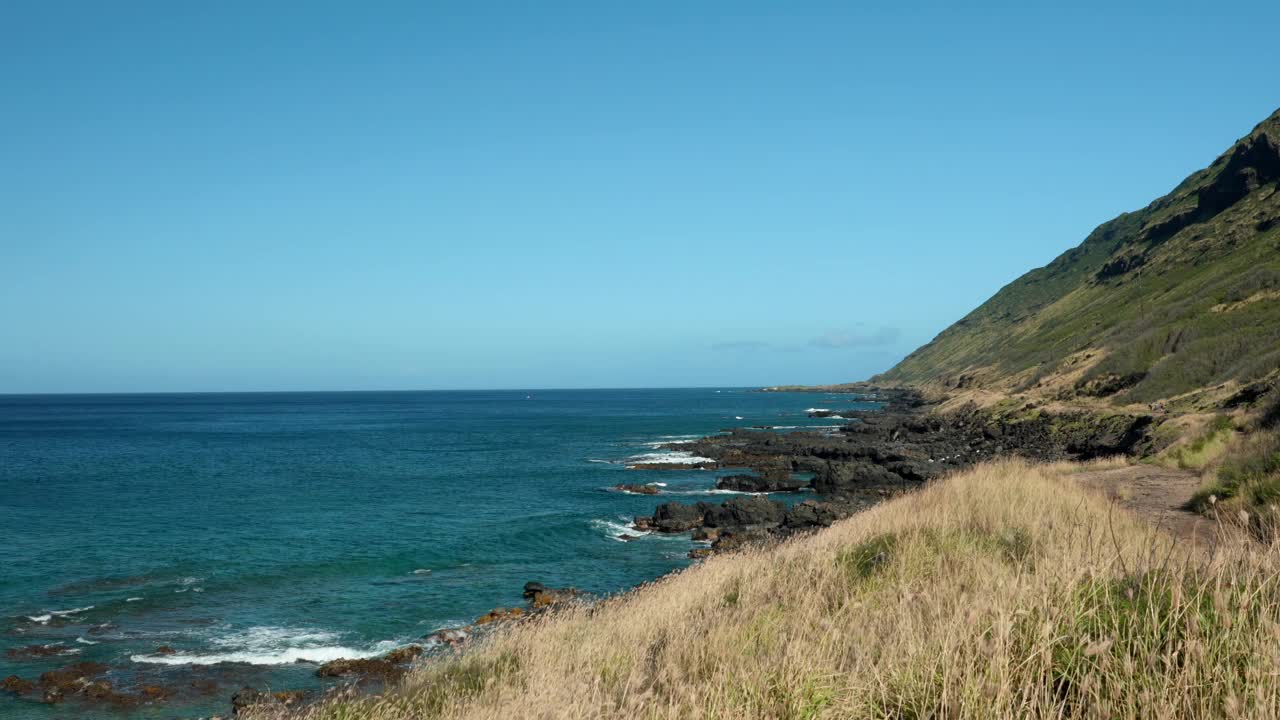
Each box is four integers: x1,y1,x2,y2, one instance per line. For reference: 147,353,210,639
0,388,873,718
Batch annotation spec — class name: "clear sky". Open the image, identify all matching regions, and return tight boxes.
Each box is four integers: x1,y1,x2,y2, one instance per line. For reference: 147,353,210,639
3,1,1278,393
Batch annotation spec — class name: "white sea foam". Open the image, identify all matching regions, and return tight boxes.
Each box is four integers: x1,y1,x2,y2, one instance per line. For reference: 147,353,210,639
131,646,378,666
642,439,696,448
411,569,432,575
609,481,672,495
650,487,775,497
734,416,744,420
624,451,715,467
126,597,143,602
586,458,616,464
26,606,95,624
52,606,95,616
75,637,98,645
130,625,395,666
591,519,649,542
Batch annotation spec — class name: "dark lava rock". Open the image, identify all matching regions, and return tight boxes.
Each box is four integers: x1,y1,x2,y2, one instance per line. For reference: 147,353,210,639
79,679,139,708
2,675,35,696
474,607,525,625
528,586,580,608
315,643,424,681
711,530,772,553
613,483,660,495
380,645,423,665
715,474,806,493
423,627,470,649
781,498,874,531
811,460,903,495
38,661,109,693
701,496,786,528
153,645,177,655
1224,380,1275,408
691,527,720,542
231,687,274,715
683,390,1162,501
5,643,78,660
628,461,716,470
687,548,713,560
514,583,582,612
30,663,141,708
651,501,707,532
315,658,404,681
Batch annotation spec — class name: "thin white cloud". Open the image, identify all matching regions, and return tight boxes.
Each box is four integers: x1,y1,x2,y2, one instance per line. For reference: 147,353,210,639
710,340,773,351
808,326,901,349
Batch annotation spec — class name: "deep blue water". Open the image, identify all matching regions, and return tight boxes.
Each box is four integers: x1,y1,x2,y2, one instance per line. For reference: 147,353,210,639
0,388,871,718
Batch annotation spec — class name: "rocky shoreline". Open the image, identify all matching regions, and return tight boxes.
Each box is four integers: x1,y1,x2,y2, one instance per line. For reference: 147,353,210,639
628,387,1164,558
2,386,1169,718
2,582,585,718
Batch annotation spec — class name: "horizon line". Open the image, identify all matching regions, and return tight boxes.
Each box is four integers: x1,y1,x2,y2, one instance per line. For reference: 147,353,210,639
0,384,843,398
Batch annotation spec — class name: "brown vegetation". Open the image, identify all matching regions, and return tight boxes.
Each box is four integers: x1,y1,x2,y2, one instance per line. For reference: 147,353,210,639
261,459,1280,720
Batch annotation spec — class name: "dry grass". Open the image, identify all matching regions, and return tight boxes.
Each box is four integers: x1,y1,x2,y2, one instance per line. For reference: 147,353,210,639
276,460,1280,720
1156,414,1239,471
1190,429,1280,539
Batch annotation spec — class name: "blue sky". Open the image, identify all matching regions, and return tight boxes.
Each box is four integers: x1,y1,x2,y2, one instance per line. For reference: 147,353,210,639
2,1,1278,392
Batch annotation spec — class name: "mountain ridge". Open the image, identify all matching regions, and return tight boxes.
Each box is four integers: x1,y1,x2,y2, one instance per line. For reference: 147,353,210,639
876,107,1280,410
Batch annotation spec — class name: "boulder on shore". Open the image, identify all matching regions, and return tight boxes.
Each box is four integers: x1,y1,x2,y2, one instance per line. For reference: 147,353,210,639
715,474,806,493
521,582,581,608
651,501,707,532
475,607,525,625
315,644,423,681
700,496,786,529
315,657,404,681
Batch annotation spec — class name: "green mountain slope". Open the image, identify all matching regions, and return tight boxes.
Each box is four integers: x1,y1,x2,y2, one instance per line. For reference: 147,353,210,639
879,108,1280,405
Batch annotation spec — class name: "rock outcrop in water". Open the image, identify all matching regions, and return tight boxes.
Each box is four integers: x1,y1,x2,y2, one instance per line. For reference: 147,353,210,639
641,388,1164,554
613,483,661,495
714,474,806,493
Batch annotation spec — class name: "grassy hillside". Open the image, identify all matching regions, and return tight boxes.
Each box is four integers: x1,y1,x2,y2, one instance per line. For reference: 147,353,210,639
265,460,1280,720
879,108,1280,407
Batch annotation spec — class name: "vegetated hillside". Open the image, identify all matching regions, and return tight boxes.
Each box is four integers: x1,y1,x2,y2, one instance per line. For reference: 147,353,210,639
267,461,1280,720
880,108,1280,406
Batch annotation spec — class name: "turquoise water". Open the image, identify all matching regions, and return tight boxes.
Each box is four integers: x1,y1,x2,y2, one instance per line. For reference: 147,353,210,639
0,389,870,717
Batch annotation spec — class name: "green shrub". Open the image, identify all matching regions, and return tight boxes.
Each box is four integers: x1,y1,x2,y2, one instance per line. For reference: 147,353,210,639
837,533,897,581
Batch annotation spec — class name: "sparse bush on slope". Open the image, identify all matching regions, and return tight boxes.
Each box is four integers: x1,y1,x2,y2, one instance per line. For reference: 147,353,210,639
268,461,1280,720
1191,429,1280,539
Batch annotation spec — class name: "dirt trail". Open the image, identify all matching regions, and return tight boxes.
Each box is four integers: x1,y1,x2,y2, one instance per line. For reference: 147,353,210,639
1072,464,1220,546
